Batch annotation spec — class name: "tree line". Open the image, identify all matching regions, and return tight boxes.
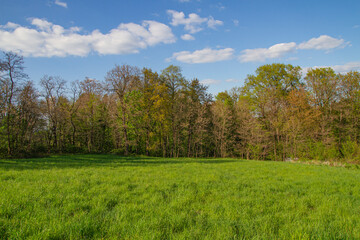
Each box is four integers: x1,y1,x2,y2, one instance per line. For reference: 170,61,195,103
1,51,360,161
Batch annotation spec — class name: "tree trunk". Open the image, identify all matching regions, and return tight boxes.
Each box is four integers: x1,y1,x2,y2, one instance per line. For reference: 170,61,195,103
122,105,129,156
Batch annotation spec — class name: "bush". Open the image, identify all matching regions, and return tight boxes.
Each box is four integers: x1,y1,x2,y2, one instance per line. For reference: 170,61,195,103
63,145,86,154
110,148,125,156
341,140,360,161
301,141,339,161
247,144,262,160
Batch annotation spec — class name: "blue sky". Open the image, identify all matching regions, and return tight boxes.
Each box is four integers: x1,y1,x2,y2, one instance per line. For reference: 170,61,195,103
0,0,359,95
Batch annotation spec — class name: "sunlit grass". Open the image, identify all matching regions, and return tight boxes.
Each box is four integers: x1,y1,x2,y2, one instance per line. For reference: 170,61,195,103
1,154,360,239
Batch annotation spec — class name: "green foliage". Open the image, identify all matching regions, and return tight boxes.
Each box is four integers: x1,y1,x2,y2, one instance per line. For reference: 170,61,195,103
110,148,125,155
305,67,338,111
300,141,339,161
215,91,234,107
243,63,302,103
1,155,360,239
341,140,360,161
63,145,86,154
2,52,360,162
247,143,263,160
0,124,6,156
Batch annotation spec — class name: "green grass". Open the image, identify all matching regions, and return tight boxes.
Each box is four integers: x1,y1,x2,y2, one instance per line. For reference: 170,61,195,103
1,155,360,239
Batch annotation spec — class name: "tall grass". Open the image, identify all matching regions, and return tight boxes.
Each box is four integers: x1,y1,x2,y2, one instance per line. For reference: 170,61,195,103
1,155,360,239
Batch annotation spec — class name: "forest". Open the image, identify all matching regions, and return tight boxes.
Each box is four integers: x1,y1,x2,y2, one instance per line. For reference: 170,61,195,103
1,51,360,161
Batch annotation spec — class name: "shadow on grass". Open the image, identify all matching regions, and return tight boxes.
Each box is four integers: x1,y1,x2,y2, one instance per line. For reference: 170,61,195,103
0,154,241,170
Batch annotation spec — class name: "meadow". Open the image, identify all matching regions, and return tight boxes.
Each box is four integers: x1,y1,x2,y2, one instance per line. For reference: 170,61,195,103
1,155,360,239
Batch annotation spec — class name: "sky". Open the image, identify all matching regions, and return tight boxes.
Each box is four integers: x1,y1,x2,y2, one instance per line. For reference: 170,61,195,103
0,0,359,95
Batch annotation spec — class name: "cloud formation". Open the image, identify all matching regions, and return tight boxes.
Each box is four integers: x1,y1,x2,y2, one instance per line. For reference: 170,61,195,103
225,78,241,83
54,0,67,8
181,34,195,41
168,47,234,64
239,42,296,63
330,62,360,72
0,18,176,57
200,79,221,85
298,35,347,50
303,62,360,74
239,35,347,62
167,10,223,34
199,78,241,85
170,35,348,65
199,78,240,85
207,16,223,29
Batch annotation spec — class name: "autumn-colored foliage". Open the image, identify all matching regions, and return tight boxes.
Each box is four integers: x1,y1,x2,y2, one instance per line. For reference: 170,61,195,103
1,53,360,161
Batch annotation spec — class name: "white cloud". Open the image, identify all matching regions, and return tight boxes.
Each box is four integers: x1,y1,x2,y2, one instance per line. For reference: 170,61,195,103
0,18,176,57
207,16,223,29
54,0,67,8
233,20,239,27
287,57,299,61
225,78,241,83
212,3,226,11
0,22,20,29
331,62,360,72
200,79,220,85
239,42,296,62
30,18,53,31
200,78,241,85
167,10,206,33
239,35,349,63
181,34,195,41
303,62,360,74
298,35,346,50
200,78,240,85
92,21,176,55
168,47,234,64
167,10,223,34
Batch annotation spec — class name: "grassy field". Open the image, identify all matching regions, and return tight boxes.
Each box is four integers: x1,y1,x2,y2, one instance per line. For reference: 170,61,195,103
1,155,360,239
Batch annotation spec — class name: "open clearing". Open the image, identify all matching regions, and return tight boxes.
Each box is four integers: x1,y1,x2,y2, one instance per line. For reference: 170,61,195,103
1,155,360,239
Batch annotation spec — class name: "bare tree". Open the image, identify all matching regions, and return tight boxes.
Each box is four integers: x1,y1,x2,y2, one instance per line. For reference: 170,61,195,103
105,65,140,155
69,80,82,146
16,81,40,153
78,77,103,152
40,75,66,152
0,52,27,155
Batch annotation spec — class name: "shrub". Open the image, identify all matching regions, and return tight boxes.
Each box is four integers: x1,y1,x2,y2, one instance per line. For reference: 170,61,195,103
341,140,360,161
301,141,339,161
